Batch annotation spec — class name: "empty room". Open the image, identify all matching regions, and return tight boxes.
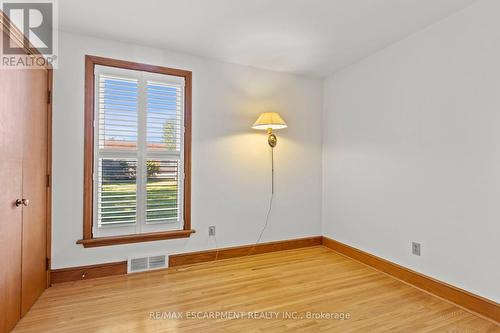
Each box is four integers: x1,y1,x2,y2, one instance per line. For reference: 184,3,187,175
1,0,499,332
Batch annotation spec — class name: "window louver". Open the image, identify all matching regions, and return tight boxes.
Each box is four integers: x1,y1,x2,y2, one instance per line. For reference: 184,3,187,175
146,160,179,223
98,75,138,149
93,66,185,237
147,81,182,152
97,158,137,227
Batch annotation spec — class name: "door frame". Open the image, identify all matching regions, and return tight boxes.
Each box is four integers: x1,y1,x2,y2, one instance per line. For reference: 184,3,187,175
0,10,53,288
46,68,53,287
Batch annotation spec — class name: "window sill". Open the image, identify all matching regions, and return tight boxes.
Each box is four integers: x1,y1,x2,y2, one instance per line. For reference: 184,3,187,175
77,229,195,248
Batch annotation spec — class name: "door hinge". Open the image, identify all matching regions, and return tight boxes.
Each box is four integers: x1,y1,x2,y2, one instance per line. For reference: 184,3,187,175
47,90,52,104
46,174,51,187
45,257,50,271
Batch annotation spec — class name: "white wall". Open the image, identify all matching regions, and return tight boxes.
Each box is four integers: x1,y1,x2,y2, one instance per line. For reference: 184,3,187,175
52,31,323,269
322,0,500,302
54,0,499,303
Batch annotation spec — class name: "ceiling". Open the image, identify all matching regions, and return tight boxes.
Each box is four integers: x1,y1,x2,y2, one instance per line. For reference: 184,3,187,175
59,0,477,77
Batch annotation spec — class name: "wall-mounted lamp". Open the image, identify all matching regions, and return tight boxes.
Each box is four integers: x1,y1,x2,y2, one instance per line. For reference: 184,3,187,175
252,112,288,148
251,112,288,244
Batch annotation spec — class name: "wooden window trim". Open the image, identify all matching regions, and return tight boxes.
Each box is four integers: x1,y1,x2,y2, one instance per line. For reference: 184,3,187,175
79,55,193,248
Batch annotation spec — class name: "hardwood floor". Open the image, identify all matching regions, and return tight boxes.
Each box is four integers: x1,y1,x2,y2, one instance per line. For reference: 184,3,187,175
13,246,499,332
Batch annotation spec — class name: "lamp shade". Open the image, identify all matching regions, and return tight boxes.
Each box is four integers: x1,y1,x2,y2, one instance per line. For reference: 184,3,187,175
252,112,288,130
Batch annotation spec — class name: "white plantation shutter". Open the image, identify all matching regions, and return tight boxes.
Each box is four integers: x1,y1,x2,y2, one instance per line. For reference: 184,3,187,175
98,75,138,150
145,160,180,223
93,66,185,237
145,80,183,226
97,158,137,226
146,81,182,152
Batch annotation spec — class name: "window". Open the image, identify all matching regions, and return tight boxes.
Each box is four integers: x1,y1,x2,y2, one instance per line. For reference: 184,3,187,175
79,56,193,247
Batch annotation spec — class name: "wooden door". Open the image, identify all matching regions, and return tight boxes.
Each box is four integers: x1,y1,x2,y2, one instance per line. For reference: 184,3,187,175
0,64,24,332
20,68,49,316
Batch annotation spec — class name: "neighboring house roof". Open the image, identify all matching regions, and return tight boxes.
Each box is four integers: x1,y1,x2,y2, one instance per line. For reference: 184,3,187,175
104,140,172,149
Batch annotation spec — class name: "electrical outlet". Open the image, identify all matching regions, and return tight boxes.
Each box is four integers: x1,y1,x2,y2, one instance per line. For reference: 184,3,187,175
412,242,421,256
208,226,216,237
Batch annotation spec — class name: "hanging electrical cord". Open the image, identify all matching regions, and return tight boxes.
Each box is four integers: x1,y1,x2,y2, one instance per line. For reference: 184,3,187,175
175,233,219,272
176,146,274,271
213,233,220,262
178,113,286,271
211,146,274,263
248,147,274,256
